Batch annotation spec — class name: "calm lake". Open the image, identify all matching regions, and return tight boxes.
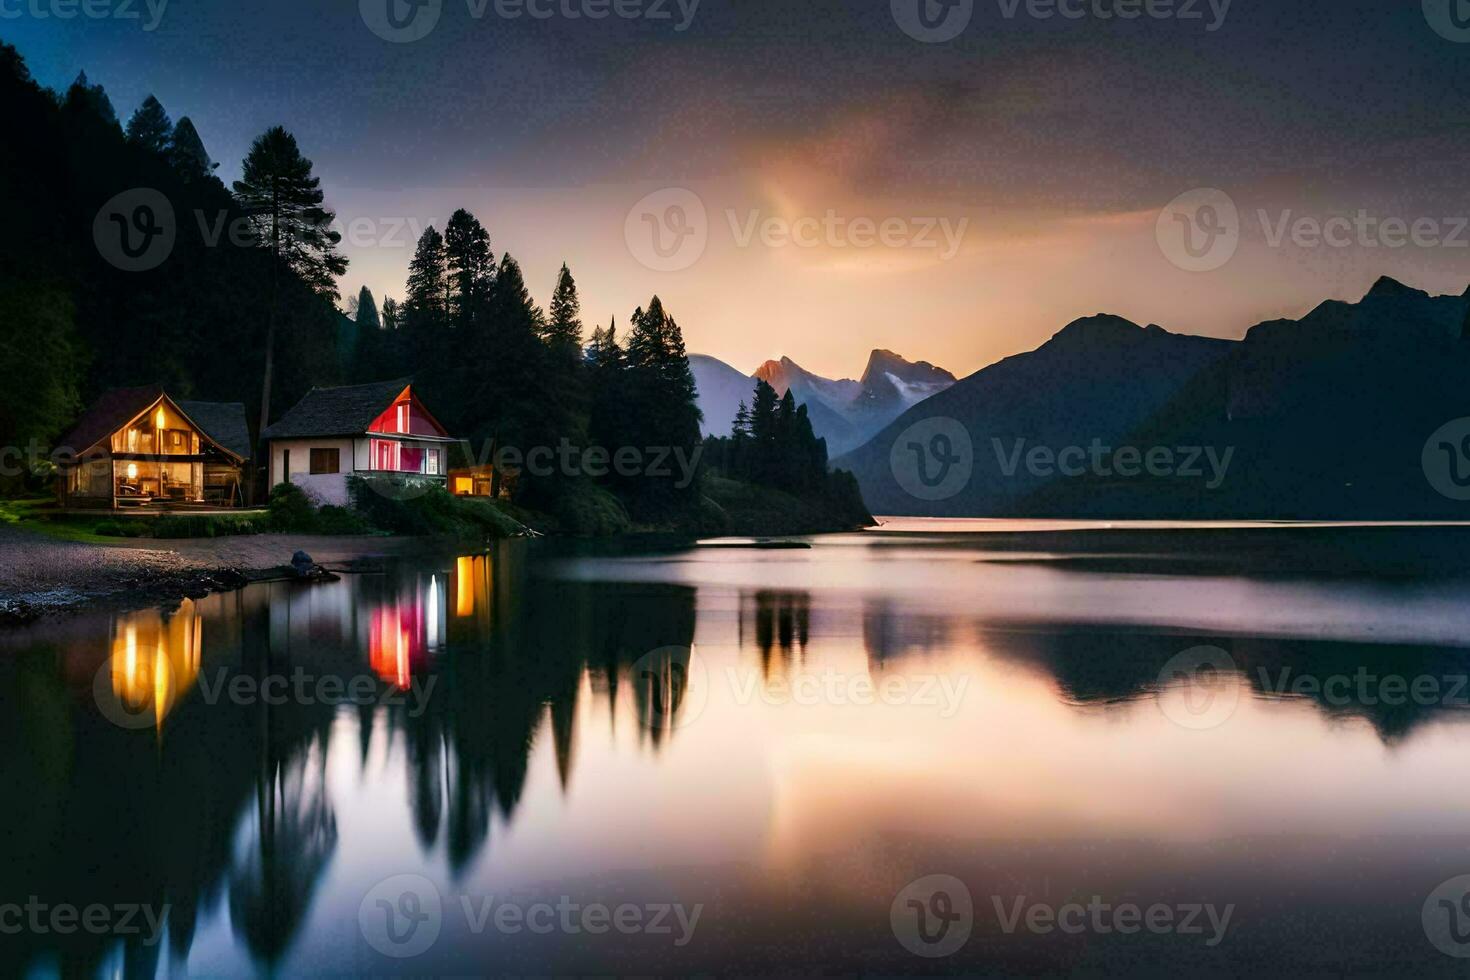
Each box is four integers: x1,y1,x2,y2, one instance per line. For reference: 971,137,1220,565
5,519,1470,977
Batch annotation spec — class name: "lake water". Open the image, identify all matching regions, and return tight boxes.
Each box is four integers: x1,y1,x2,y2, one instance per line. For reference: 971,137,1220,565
5,520,1470,976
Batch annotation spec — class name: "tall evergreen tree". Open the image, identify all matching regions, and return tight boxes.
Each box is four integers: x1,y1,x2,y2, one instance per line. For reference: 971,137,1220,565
168,117,216,178
443,208,493,329
540,263,588,447
544,263,583,352
620,297,703,513
404,227,447,323
125,94,172,153
381,297,401,332
354,286,381,330
63,71,120,130
233,126,347,440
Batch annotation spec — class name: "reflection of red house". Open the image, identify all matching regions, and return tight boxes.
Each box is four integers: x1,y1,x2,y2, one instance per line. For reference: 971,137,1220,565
260,379,459,505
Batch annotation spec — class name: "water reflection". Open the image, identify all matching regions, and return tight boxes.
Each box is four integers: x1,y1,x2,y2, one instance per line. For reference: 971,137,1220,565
3,532,1470,976
0,541,697,976
107,599,203,730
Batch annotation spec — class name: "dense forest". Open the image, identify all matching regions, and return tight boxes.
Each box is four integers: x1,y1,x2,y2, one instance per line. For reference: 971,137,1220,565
0,40,869,533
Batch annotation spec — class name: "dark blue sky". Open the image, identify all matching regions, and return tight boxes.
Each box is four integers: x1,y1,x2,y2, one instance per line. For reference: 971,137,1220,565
6,0,1470,376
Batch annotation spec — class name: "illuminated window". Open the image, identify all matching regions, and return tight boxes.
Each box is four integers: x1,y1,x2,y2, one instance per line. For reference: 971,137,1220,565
454,477,472,494
372,439,399,471
396,403,410,433
426,449,441,475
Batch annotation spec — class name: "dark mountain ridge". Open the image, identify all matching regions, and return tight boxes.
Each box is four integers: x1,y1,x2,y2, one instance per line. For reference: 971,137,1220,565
835,278,1470,520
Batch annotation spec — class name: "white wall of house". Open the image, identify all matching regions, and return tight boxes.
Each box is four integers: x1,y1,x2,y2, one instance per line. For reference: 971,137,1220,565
269,436,450,507
269,437,356,506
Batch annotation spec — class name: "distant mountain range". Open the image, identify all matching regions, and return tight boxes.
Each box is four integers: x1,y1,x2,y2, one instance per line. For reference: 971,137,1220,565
691,350,956,456
833,277,1470,519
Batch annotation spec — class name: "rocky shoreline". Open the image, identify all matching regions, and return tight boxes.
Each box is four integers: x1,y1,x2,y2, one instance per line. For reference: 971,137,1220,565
0,527,443,627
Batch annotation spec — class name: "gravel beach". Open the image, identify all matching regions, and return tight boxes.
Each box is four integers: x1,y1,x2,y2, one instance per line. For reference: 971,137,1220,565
0,526,440,624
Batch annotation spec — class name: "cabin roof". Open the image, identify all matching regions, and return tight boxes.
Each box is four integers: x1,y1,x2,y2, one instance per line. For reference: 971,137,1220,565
260,378,420,440
58,385,165,456
178,401,252,459
58,386,251,461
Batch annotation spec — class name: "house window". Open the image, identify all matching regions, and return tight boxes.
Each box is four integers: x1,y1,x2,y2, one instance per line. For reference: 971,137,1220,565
310,448,340,475
372,439,399,472
426,449,441,475
396,403,411,433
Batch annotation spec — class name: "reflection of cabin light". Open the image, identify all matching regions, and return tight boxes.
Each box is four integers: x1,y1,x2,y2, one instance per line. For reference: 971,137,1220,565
427,576,440,649
155,407,166,429
456,556,473,618
126,463,139,480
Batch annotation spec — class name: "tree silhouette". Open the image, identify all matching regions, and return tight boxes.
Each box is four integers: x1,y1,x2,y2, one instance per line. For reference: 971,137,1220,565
124,94,171,153
233,126,347,441
168,117,216,178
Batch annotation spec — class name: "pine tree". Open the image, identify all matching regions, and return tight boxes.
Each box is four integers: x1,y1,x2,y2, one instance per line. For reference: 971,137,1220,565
63,71,120,130
355,286,381,330
125,95,172,153
168,117,216,178
544,263,583,351
404,227,447,323
381,297,401,331
443,208,493,329
472,253,548,496
233,126,348,439
733,401,752,438
620,296,703,512
539,263,587,448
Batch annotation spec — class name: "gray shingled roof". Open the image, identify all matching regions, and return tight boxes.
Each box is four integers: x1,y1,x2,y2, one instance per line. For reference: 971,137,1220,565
260,378,414,440
178,401,252,460
58,385,164,456
59,386,250,461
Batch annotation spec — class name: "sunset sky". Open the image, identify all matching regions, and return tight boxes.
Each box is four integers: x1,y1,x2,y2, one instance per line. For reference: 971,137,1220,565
9,0,1470,380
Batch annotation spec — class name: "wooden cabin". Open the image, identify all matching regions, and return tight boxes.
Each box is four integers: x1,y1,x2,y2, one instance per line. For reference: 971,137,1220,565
261,379,458,506
56,386,251,509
